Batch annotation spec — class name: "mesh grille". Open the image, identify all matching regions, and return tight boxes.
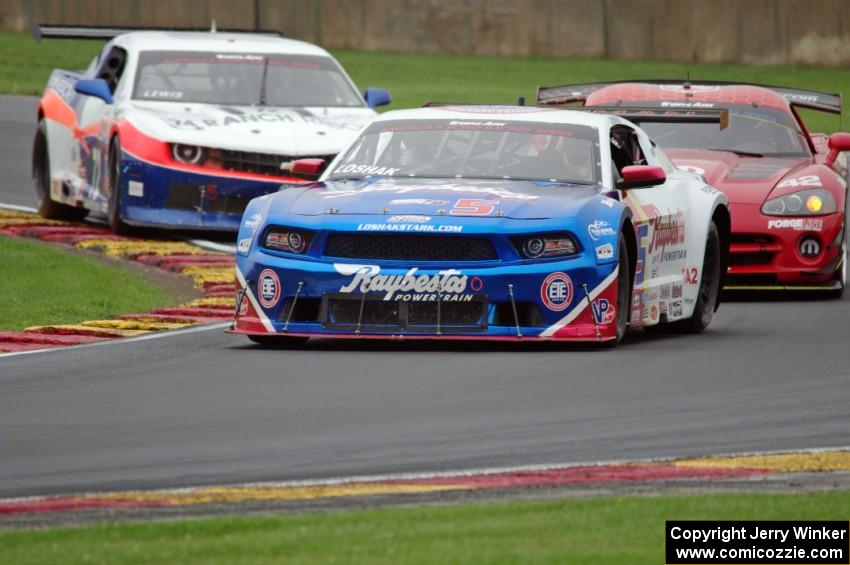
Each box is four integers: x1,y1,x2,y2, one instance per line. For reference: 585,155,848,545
218,150,335,177
324,234,498,261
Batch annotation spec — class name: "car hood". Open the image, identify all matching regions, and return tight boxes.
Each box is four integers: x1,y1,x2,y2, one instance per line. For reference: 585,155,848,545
667,149,809,204
124,101,375,155
278,178,601,220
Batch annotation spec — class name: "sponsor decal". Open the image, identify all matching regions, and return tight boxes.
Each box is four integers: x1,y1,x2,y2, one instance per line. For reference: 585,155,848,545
128,180,144,197
595,243,614,260
767,218,824,231
648,211,687,262
600,197,616,208
700,185,718,195
334,164,400,176
142,89,183,99
237,238,252,253
670,300,683,317
660,101,715,108
540,272,574,312
659,84,720,93
238,292,249,315
777,174,822,188
683,267,699,285
650,304,658,322
164,108,363,132
441,105,552,114
631,290,643,323
334,264,472,302
388,215,430,223
389,199,449,206
587,220,616,241
672,282,683,298
258,269,281,308
244,212,263,230
591,298,616,324
356,223,463,233
660,284,671,299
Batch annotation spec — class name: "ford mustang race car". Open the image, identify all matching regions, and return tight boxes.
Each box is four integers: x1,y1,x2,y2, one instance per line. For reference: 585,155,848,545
229,105,729,347
538,80,850,296
32,25,391,233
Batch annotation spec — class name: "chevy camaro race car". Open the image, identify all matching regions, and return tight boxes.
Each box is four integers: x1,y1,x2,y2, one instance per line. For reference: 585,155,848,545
538,80,850,296
32,25,390,233
230,105,730,347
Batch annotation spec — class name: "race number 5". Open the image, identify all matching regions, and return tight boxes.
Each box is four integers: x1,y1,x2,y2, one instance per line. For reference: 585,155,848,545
450,198,499,216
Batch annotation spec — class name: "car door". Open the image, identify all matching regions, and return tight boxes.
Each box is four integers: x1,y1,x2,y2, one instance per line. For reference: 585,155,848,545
75,44,128,211
611,124,690,326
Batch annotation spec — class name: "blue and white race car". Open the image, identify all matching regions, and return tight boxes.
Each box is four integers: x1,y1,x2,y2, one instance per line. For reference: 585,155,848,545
230,105,730,346
32,25,390,233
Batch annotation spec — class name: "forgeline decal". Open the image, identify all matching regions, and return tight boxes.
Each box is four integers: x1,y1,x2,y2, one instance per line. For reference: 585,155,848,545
356,223,463,233
595,243,614,260
540,272,574,312
767,218,824,231
335,164,401,176
591,298,616,324
388,198,449,206
334,264,476,302
258,269,281,308
587,220,616,241
321,182,540,201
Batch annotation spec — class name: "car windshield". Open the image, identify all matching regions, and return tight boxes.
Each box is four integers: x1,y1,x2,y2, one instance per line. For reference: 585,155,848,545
328,118,601,184
132,51,364,107
639,105,808,156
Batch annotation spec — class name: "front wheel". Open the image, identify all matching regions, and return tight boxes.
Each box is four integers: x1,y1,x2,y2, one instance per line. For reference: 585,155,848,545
612,233,631,343
106,138,133,235
667,221,722,334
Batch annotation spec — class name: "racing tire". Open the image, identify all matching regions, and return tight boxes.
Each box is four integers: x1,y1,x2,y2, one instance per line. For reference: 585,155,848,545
660,220,722,334
247,334,309,348
609,233,631,345
827,239,846,299
32,119,87,221
106,137,134,235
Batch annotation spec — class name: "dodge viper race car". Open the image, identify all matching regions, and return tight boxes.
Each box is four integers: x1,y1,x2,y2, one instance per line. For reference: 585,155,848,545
32,25,390,233
538,80,850,296
229,105,729,347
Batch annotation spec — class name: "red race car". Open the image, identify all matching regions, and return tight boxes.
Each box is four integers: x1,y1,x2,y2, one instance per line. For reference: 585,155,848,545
538,80,850,297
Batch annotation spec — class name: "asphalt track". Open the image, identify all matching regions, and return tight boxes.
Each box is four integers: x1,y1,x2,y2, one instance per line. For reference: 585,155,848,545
1,96,849,499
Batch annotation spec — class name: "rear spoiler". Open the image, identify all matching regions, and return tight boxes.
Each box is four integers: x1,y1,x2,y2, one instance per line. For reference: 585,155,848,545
537,80,842,115
574,106,729,130
33,23,283,42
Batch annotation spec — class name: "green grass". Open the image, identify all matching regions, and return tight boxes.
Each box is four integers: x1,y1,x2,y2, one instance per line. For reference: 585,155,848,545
0,235,176,331
1,31,848,133
1,491,848,564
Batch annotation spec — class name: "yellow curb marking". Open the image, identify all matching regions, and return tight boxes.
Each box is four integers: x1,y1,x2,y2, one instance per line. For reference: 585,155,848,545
185,271,237,287
673,450,850,473
179,264,234,275
24,324,150,337
182,296,235,308
0,217,69,227
91,483,462,506
79,319,193,332
75,239,219,258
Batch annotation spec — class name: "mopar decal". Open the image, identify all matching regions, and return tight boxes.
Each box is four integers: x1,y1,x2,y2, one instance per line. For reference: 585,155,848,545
334,264,472,301
540,272,573,312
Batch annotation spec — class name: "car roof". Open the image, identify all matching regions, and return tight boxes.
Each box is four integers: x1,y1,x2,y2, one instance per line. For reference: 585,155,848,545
372,105,626,129
586,82,791,112
112,31,331,57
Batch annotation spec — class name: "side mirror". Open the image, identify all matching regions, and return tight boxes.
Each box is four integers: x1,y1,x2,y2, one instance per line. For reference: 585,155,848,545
617,165,666,190
363,87,391,109
74,78,113,104
825,132,850,168
290,158,326,180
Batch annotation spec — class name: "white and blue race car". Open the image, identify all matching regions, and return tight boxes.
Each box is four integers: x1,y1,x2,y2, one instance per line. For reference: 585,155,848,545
32,25,390,233
230,104,730,347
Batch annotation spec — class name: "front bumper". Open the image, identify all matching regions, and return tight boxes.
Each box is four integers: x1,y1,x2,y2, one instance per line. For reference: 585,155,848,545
725,205,844,290
230,252,621,342
119,152,300,231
